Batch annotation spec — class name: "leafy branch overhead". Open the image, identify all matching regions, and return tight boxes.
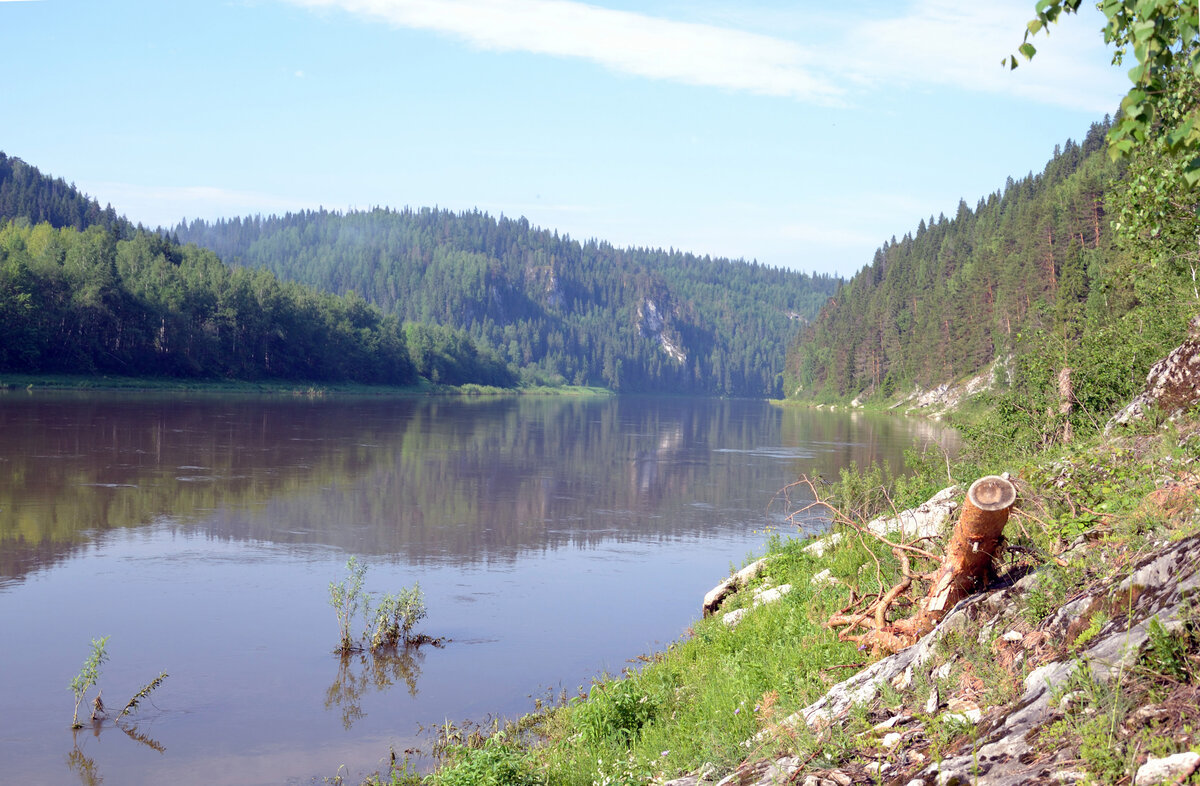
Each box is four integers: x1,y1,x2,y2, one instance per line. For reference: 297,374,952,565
1013,0,1200,185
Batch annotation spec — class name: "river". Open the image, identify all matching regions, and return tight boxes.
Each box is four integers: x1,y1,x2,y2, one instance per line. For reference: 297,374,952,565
0,392,955,784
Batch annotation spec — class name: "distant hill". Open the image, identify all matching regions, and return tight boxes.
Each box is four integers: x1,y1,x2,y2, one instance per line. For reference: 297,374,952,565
177,209,840,397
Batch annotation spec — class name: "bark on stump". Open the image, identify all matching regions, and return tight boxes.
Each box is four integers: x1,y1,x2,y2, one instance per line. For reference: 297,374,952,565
895,475,1017,640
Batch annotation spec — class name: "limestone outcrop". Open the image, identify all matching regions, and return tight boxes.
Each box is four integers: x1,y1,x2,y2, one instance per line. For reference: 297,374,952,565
1108,315,1200,431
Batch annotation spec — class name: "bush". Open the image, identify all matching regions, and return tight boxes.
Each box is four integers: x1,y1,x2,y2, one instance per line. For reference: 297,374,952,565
429,734,544,786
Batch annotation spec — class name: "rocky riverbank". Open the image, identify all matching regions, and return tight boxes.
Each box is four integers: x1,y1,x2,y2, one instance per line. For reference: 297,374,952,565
399,328,1200,786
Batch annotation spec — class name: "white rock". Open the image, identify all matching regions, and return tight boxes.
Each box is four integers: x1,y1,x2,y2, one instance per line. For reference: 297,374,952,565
810,568,837,588
865,486,959,541
703,558,769,615
803,533,842,558
940,710,982,725
722,608,747,628
882,732,903,748
1001,630,1023,642
874,714,912,731
1134,752,1200,786
754,584,792,605
924,687,939,715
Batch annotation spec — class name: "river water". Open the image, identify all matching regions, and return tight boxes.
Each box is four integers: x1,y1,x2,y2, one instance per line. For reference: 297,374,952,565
0,393,955,784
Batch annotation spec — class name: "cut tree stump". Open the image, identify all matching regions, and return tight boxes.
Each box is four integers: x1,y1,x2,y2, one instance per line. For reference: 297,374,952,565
894,475,1017,641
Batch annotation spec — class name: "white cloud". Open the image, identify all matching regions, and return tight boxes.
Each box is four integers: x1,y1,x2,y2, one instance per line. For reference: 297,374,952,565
282,0,842,102
844,0,1126,113
282,0,1126,113
78,182,316,229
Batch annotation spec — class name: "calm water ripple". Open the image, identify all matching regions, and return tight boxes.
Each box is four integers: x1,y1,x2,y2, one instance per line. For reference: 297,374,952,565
0,392,954,784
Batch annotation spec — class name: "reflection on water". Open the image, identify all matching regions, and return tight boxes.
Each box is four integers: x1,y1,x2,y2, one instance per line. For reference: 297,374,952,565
0,392,955,785
326,646,430,731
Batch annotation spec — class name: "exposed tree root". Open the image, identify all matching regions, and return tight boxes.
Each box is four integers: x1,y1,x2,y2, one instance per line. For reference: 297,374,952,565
799,474,1018,655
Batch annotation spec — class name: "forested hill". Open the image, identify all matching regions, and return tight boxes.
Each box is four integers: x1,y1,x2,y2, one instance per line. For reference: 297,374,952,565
786,119,1129,402
177,209,840,397
0,152,131,237
0,153,517,387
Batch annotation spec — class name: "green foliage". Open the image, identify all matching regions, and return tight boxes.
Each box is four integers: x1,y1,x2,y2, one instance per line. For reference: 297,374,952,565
69,636,109,728
175,208,841,398
404,323,516,387
368,584,427,649
331,557,428,653
1144,616,1190,681
428,734,544,786
572,677,661,746
828,454,945,526
1016,1,1200,186
787,130,1122,404
118,671,169,719
329,557,368,654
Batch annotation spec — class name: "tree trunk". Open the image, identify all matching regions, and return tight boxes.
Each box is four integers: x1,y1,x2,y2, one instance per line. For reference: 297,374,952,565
896,475,1017,639
1058,367,1074,443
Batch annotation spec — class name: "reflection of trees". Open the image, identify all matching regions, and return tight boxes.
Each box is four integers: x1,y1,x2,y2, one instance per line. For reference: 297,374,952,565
0,395,959,581
324,645,426,730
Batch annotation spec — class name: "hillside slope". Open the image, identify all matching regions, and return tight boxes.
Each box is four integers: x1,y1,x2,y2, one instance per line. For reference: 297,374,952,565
787,121,1127,402
177,209,840,397
0,154,434,385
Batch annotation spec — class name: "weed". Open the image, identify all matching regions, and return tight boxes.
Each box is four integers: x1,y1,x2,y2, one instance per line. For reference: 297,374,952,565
330,557,369,654
428,733,544,786
119,671,168,719
330,557,430,654
1070,611,1110,652
69,636,109,729
573,677,659,746
1143,616,1190,682
369,584,427,648
1023,567,1069,626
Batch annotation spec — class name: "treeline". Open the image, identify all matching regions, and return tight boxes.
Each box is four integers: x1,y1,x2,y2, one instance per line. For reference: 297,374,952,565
788,119,1124,399
0,154,519,386
177,209,840,396
787,109,1200,449
0,221,425,383
0,152,130,236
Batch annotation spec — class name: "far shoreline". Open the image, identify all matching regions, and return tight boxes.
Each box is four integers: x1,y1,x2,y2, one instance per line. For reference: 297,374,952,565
0,373,615,399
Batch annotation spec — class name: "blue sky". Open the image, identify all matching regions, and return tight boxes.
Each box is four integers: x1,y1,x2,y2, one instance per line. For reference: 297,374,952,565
0,0,1129,276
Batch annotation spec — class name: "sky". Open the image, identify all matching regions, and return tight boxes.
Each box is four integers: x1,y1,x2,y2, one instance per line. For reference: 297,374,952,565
0,0,1131,277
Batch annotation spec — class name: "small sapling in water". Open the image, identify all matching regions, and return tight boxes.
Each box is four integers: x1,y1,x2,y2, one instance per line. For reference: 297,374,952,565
330,557,432,653
330,556,369,653
368,584,427,648
70,636,109,729
119,671,169,719
69,637,169,732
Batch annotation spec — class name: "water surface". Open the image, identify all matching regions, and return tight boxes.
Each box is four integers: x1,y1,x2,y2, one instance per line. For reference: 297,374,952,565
0,393,955,784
